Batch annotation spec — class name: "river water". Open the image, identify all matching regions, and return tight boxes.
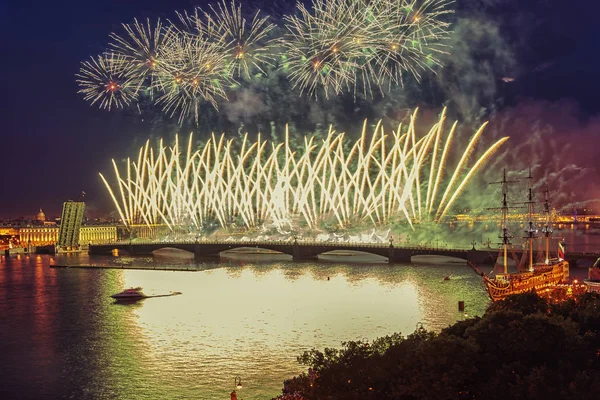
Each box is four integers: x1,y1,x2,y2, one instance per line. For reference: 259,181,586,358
0,228,595,399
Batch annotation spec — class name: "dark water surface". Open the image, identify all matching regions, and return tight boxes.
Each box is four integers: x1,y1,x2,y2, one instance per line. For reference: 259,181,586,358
0,252,493,400
1,228,595,400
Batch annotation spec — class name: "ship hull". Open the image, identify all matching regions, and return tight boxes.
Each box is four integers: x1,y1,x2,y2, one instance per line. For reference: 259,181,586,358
584,280,600,293
484,260,569,302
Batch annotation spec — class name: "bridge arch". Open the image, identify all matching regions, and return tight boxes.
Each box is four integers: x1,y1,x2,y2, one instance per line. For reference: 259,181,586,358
192,242,295,257
411,254,469,264
152,247,194,259
222,243,293,256
317,250,388,262
295,245,390,260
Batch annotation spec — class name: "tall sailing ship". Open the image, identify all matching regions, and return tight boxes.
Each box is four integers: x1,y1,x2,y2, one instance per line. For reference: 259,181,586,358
583,256,600,293
483,169,569,301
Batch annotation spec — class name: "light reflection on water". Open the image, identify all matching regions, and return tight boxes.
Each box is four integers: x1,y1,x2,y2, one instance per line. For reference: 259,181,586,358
1,253,489,399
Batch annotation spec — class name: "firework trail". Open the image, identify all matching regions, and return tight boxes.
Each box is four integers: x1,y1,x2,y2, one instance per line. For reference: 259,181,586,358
76,53,138,110
101,108,508,233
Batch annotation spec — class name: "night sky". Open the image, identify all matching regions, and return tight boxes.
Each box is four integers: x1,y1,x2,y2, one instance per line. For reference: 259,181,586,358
0,0,204,218
1,0,599,219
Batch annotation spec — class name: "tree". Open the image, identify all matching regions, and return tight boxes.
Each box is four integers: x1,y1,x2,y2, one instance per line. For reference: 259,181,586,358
274,292,600,400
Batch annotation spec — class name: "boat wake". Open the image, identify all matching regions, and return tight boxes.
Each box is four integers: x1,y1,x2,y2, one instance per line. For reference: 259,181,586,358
112,290,182,303
144,291,183,299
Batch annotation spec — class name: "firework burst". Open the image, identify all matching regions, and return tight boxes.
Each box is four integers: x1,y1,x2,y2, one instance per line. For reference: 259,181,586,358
280,0,372,98
101,109,508,232
108,18,168,95
281,0,452,98
368,0,453,87
76,53,138,110
77,0,454,122
152,33,231,124
207,0,275,77
175,0,275,78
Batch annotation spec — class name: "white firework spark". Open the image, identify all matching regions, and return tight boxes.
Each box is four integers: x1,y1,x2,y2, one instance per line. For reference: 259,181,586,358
100,108,508,232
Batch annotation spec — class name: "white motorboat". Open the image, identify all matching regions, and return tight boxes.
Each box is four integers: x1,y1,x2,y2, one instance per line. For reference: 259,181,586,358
111,287,146,300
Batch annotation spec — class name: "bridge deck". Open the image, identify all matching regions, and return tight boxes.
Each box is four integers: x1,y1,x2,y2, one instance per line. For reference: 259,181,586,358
90,241,478,264
88,240,600,266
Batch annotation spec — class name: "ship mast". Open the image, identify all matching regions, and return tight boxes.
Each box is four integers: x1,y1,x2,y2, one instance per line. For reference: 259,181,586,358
525,167,536,272
490,169,515,276
542,183,553,264
500,169,511,275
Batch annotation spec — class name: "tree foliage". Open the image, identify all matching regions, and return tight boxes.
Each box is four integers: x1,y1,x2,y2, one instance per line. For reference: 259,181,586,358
273,292,600,400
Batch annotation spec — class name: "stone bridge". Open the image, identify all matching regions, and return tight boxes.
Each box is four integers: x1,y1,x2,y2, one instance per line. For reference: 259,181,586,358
89,240,502,264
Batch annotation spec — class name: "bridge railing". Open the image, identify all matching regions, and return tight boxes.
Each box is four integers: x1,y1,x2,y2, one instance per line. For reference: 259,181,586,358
95,239,471,252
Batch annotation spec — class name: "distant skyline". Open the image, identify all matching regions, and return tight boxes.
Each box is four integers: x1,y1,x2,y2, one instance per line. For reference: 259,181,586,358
1,0,599,218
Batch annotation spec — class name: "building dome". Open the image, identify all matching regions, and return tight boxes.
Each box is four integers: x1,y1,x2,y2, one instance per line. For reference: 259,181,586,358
37,208,46,222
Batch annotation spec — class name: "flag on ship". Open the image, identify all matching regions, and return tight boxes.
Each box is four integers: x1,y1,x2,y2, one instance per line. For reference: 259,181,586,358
558,242,565,259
